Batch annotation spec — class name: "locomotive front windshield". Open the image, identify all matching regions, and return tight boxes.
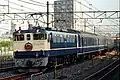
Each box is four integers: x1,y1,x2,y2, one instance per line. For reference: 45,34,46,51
33,33,47,40
13,34,24,41
13,33,47,41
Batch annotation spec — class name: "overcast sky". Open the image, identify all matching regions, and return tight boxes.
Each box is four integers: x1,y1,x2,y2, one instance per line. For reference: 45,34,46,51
0,0,119,36
89,0,119,10
0,0,119,12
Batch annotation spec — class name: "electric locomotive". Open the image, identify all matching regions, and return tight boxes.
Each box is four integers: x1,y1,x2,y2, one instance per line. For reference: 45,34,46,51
13,27,114,72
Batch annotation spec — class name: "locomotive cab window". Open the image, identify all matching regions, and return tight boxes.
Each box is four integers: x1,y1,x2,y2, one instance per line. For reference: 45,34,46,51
33,33,47,40
13,34,24,41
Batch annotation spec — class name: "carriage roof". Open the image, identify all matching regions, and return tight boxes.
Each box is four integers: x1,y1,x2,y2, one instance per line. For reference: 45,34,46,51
13,27,98,36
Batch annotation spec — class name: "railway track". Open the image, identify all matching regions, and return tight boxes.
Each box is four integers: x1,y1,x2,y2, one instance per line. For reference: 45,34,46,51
0,59,15,73
33,55,113,80
0,66,15,73
0,55,101,80
0,52,118,80
0,73,31,80
0,60,14,68
83,58,119,80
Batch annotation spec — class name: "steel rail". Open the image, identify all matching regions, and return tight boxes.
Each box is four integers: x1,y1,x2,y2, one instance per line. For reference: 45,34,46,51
0,66,15,73
83,58,119,80
98,64,120,80
0,73,31,80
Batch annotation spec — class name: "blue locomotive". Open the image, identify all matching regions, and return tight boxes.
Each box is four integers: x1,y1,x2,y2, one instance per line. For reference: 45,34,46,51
13,27,114,72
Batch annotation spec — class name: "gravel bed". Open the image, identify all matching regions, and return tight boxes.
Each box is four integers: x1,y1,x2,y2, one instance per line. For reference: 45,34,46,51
30,58,116,80
0,57,116,80
74,59,115,80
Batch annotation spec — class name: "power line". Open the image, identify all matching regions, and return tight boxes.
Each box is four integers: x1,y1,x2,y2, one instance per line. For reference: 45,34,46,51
54,0,108,34
74,14,98,32
81,0,119,25
83,0,99,11
4,0,39,11
29,0,46,5
9,7,25,11
75,0,119,34
19,0,54,9
76,0,93,10
18,0,47,7
75,1,106,34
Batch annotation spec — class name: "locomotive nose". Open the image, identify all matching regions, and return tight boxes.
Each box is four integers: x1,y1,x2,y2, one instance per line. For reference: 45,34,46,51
26,60,33,67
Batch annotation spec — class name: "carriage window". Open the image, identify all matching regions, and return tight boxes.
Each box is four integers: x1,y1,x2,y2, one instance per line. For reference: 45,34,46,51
66,35,69,42
13,34,24,41
57,34,60,43
53,34,57,43
33,33,47,40
60,35,64,42
27,34,30,40
83,37,87,46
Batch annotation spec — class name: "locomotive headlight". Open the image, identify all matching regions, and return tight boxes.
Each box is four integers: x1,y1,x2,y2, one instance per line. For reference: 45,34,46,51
36,53,39,58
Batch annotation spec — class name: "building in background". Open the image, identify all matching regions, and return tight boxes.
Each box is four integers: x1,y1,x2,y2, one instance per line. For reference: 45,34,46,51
54,0,84,30
54,0,74,30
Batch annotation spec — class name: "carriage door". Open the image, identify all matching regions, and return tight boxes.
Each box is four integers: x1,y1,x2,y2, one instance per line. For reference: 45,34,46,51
78,34,81,47
81,37,84,54
49,33,53,49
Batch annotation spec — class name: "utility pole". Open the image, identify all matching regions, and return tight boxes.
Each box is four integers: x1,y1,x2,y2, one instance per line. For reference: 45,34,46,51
8,0,9,13
47,1,49,28
94,26,95,34
84,19,86,32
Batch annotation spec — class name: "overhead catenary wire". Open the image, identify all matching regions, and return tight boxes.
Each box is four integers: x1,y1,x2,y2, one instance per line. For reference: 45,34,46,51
0,0,118,35
76,0,93,10
75,0,119,34
54,1,99,33
29,0,46,5
74,0,105,34
9,7,25,11
19,0,54,10
18,0,47,7
80,0,119,25
74,14,100,33
83,0,99,11
53,0,114,34
4,0,39,12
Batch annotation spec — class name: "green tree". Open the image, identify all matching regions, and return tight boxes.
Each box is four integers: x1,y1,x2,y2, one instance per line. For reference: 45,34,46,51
0,41,12,51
